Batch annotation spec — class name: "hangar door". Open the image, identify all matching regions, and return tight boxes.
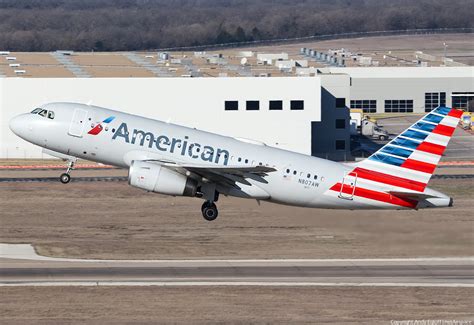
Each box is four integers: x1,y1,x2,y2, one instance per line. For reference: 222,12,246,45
68,108,88,138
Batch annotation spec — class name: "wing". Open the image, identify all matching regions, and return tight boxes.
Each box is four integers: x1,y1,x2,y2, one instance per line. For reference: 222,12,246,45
145,159,276,188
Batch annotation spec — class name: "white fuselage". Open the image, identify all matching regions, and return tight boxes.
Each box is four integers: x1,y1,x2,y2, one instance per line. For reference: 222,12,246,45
9,102,452,210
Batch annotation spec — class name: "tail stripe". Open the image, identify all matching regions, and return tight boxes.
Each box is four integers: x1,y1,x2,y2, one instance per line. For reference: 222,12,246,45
442,115,461,127
432,124,456,137
369,154,404,167
448,109,463,118
434,106,451,115
402,129,428,141
351,167,426,192
416,141,446,155
359,159,431,183
424,113,444,124
424,132,450,146
380,146,413,158
330,183,418,209
412,121,437,133
401,159,437,174
409,150,440,165
391,137,420,150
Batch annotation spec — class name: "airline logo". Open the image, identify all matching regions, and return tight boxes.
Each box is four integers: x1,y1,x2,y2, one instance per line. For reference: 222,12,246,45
88,116,115,135
112,122,231,166
328,106,463,209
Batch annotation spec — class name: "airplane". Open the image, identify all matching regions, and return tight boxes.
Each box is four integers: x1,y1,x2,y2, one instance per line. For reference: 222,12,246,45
9,102,463,221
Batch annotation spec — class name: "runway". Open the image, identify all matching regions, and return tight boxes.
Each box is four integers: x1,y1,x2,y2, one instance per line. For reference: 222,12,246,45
1,244,473,287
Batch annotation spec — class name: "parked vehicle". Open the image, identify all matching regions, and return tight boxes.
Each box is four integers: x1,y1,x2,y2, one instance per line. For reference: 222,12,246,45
461,112,473,131
361,119,389,140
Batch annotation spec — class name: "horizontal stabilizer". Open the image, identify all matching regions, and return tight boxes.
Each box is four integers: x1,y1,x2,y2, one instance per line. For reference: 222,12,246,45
388,191,437,200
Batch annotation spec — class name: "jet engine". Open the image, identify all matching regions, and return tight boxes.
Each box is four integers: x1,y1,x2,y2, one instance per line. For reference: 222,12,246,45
128,161,198,197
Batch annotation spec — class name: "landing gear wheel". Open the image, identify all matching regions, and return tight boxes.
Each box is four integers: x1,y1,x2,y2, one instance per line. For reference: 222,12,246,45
59,173,71,184
59,159,76,184
201,201,218,221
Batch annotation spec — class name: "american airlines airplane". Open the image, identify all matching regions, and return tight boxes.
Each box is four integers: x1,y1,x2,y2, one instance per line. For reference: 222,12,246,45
9,103,462,221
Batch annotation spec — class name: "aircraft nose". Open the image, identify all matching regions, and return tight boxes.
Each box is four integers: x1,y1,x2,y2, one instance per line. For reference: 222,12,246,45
9,114,29,137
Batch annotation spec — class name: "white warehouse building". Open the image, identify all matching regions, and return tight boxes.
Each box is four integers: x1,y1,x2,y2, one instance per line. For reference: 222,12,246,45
1,67,473,160
0,77,322,159
322,67,474,114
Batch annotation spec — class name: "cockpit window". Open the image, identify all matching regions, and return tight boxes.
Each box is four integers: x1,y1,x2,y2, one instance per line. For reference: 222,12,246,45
31,108,55,119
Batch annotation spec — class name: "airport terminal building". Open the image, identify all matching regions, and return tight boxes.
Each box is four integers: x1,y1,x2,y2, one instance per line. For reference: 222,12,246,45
1,66,473,160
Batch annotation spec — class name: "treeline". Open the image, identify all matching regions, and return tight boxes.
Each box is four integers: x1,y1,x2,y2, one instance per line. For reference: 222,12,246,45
0,0,472,51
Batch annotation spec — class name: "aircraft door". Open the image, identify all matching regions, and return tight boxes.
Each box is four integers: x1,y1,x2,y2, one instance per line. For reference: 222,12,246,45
338,171,357,200
68,108,88,138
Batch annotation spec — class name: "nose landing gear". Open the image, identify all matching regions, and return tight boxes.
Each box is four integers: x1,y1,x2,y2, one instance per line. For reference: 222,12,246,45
201,201,218,221
59,173,71,184
59,159,76,184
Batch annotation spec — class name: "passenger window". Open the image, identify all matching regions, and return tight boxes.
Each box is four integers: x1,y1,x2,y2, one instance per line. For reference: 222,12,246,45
307,173,311,178
31,108,42,114
286,169,290,173
47,111,55,119
314,175,318,180
293,170,297,175
38,110,47,117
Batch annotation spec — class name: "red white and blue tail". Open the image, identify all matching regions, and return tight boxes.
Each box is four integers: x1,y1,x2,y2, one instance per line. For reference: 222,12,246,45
355,106,463,194
327,106,462,209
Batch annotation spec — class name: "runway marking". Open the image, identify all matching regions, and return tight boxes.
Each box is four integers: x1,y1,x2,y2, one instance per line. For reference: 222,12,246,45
1,281,473,287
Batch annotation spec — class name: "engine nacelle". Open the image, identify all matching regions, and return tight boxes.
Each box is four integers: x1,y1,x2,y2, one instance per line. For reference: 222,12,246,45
128,161,198,197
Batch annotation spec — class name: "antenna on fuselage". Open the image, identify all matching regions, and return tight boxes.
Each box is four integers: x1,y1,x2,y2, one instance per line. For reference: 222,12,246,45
86,100,93,106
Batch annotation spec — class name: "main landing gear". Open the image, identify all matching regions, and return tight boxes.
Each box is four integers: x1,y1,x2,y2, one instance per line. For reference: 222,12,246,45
59,159,75,184
199,188,219,221
201,201,218,221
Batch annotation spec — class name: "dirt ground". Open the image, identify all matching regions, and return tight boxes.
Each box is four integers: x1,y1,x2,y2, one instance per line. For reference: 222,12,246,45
1,286,473,324
0,175,472,259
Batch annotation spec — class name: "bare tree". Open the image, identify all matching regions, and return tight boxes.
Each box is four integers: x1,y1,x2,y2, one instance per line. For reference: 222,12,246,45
0,0,471,51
